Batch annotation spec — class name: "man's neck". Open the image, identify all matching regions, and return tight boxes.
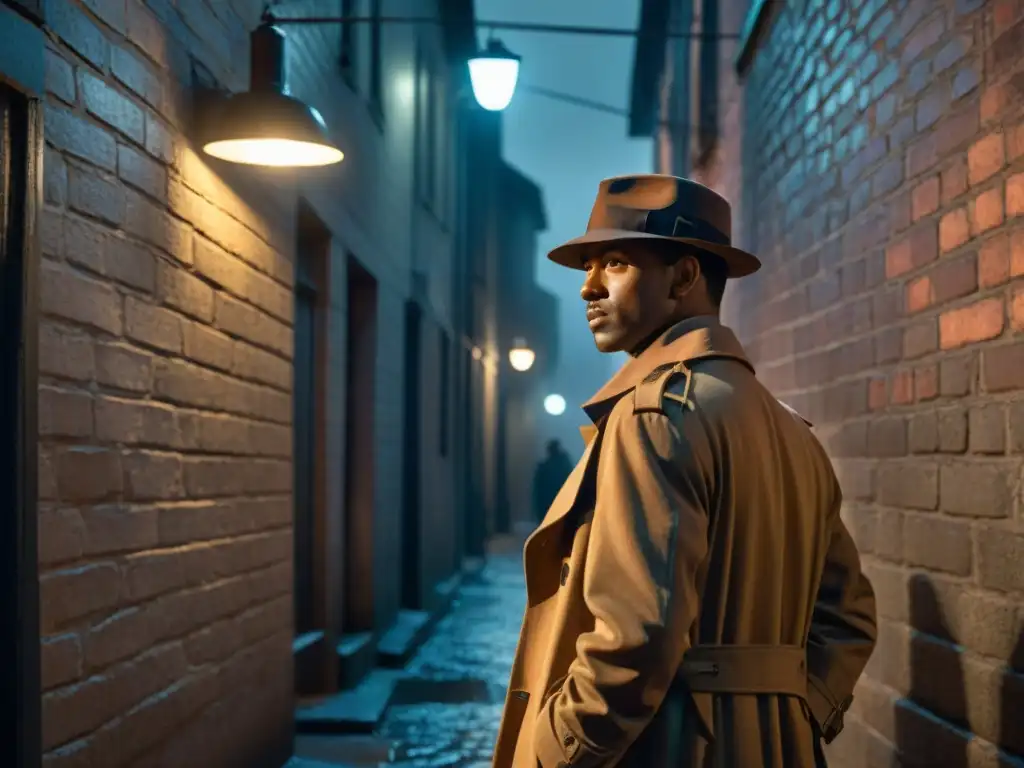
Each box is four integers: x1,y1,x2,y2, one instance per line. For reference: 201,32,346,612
628,312,719,357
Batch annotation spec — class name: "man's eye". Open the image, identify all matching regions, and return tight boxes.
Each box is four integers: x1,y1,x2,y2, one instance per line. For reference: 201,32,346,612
606,259,623,268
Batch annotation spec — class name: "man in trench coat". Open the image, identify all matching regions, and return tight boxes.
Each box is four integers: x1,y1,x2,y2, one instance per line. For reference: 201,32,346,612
493,175,878,767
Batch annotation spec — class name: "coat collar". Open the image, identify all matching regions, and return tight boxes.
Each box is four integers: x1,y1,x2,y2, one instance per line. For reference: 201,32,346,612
581,315,753,424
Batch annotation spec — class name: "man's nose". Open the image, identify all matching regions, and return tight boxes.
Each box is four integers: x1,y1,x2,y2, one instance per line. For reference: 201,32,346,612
580,268,606,300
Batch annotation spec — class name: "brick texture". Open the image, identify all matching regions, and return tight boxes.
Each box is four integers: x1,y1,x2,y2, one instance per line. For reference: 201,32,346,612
33,0,467,762
693,0,1024,765
37,0,299,764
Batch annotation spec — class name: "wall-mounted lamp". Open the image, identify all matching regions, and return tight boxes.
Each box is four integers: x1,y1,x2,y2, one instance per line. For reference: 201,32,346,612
508,337,535,372
202,21,344,167
201,15,523,168
468,37,521,112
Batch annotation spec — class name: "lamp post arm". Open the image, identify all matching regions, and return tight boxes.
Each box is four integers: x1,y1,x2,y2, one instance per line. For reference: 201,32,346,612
264,13,741,40
519,84,699,132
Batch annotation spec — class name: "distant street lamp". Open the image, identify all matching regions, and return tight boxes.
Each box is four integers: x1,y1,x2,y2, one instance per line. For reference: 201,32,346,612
468,37,521,111
508,337,535,372
544,394,566,416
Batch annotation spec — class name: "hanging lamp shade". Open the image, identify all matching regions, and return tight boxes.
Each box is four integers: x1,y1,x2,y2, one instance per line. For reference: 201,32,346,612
468,38,521,112
202,22,344,167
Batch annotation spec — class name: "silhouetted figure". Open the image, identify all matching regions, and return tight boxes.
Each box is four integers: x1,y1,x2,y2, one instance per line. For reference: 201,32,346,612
1001,629,1024,760
532,439,572,522
894,575,968,768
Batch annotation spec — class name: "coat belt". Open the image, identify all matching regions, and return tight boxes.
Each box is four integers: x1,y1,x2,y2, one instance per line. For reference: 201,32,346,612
679,644,808,698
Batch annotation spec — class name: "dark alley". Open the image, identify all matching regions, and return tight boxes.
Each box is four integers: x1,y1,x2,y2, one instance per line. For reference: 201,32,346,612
293,541,524,768
2,0,1024,766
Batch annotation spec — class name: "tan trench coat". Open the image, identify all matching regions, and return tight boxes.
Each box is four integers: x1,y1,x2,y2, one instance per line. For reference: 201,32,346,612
494,316,877,768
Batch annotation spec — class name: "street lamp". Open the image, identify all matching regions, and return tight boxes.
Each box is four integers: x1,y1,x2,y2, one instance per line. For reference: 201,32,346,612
202,21,344,167
468,37,521,112
543,394,566,416
199,12,740,168
508,337,535,372
201,17,521,167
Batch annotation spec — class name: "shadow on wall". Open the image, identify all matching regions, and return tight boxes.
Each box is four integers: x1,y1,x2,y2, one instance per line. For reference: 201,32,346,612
894,575,968,768
894,575,1024,767
1004,630,1024,762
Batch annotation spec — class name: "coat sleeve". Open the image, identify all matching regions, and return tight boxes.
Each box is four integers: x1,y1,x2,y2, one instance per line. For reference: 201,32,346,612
805,484,878,743
533,399,712,767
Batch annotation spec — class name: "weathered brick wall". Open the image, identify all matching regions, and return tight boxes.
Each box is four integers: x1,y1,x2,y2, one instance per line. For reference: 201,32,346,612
703,0,1024,764
37,0,297,765
35,0,467,759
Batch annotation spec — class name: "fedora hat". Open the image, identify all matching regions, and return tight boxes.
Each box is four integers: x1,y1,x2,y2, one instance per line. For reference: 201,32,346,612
547,174,761,278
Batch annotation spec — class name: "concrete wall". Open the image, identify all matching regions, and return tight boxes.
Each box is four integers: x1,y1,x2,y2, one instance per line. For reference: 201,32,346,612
684,0,1024,764
32,0,468,764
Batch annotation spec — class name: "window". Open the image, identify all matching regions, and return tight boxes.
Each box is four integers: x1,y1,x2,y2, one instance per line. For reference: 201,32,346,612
415,34,438,209
0,75,43,768
424,59,437,207
696,0,720,163
369,0,382,108
340,0,356,81
439,329,450,456
433,70,448,223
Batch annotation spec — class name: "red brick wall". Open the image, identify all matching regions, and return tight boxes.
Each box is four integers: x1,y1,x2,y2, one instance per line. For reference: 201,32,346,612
696,0,1024,764
37,0,295,765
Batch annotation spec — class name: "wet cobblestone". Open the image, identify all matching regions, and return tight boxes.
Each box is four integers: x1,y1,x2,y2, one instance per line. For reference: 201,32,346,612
378,547,526,767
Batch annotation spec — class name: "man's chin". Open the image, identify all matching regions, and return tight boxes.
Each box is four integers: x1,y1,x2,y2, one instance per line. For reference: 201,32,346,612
591,330,627,353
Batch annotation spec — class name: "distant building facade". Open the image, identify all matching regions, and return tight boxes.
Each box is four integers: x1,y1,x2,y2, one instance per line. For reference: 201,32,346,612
495,161,558,533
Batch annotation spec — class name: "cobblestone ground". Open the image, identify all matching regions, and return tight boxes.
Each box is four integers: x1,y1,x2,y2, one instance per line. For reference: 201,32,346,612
378,543,527,767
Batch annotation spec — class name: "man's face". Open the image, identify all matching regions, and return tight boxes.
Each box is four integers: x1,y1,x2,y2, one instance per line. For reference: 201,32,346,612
581,245,678,354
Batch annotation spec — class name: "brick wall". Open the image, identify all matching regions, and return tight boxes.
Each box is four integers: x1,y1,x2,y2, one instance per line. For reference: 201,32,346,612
697,0,1024,764
37,0,298,764
32,0,470,760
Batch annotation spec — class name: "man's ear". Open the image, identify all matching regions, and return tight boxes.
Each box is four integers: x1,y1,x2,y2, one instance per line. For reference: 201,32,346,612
669,254,701,299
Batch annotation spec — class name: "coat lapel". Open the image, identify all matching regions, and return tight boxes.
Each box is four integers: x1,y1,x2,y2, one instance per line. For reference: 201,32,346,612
581,314,753,421
523,316,753,600
526,434,598,542
579,424,598,446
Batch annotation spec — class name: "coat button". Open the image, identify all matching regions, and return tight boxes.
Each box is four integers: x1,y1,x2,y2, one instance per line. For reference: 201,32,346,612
560,562,570,586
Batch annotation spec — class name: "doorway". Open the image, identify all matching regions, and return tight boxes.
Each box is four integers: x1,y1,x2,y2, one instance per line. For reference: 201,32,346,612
0,80,42,768
343,256,378,632
292,203,328,694
400,300,422,609
462,346,485,557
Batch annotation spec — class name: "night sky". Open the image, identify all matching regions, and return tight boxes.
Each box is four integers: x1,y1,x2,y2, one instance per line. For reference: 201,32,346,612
474,0,651,458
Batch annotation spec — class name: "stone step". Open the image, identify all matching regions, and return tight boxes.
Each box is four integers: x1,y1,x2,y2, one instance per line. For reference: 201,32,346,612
377,610,431,668
336,631,376,691
291,734,395,767
295,669,406,735
282,758,360,768
378,573,463,668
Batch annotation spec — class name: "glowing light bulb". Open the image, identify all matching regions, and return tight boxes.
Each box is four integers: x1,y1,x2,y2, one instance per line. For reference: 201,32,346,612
544,394,566,416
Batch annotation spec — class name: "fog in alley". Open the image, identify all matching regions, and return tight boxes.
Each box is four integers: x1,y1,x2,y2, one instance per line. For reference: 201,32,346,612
474,0,649,460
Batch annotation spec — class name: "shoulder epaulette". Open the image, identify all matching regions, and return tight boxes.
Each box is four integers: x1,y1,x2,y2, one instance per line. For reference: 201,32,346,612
778,399,813,427
633,361,693,415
